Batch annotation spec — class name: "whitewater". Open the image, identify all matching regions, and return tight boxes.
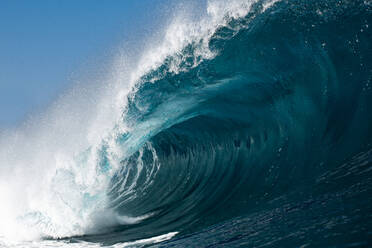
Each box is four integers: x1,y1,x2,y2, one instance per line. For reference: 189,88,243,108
1,0,372,247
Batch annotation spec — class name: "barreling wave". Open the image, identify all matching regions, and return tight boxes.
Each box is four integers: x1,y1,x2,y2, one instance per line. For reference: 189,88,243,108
1,0,372,247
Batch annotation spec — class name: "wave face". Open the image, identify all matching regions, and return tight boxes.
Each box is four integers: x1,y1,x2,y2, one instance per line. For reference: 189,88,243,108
1,0,372,247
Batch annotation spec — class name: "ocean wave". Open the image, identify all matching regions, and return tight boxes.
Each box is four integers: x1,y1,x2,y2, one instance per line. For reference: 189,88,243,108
0,0,371,246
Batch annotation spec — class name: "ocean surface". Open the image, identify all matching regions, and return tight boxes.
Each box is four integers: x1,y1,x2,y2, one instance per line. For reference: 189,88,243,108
0,0,372,247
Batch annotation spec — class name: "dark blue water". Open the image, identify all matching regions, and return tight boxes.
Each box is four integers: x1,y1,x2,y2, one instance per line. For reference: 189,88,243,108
55,0,372,247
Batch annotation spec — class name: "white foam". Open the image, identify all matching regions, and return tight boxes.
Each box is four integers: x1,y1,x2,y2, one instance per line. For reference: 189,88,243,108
112,232,178,248
0,232,178,248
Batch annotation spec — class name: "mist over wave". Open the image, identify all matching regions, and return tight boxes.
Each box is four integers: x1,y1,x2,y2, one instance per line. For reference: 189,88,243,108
1,0,372,247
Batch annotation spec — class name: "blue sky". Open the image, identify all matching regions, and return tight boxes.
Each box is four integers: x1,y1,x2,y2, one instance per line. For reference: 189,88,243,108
0,0,178,127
